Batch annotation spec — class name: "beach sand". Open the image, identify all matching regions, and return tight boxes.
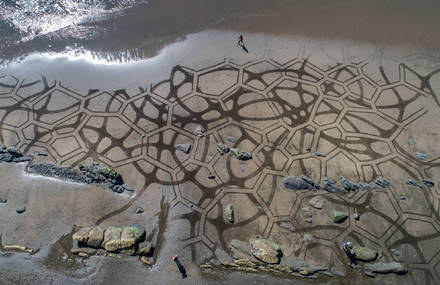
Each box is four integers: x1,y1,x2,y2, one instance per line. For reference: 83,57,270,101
1,0,440,284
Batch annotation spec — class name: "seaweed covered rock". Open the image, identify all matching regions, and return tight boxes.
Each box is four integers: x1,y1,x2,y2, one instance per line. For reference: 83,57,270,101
332,210,348,223
224,204,235,223
352,246,377,262
72,226,105,248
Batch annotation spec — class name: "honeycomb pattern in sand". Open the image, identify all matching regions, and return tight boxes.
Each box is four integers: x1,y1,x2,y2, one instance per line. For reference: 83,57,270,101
1,58,440,283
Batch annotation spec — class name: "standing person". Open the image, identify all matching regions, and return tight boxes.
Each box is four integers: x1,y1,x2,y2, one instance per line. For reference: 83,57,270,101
342,242,357,266
238,35,244,46
172,255,187,279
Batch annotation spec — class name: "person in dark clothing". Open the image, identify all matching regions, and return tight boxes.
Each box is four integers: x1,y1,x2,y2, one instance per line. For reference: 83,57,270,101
342,242,357,266
238,35,243,46
172,255,187,279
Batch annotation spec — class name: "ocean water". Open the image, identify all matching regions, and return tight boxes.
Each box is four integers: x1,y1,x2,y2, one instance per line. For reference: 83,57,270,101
0,0,146,44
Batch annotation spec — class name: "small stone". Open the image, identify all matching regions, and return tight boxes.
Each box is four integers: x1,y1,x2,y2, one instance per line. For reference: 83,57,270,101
16,206,26,214
240,165,245,173
414,152,429,160
176,143,192,154
34,151,48,156
354,213,360,220
207,175,216,180
303,234,314,243
391,249,401,256
301,176,320,189
230,148,252,160
140,256,152,265
408,138,415,145
315,151,326,157
216,143,230,155
141,134,146,139
332,210,348,223
422,178,435,187
78,252,89,258
322,177,341,193
374,177,391,189
227,137,235,143
305,217,313,224
0,197,6,203
279,222,295,232
399,195,407,200
224,204,235,223
195,126,203,137
308,196,325,209
135,207,144,214
305,147,311,152
406,178,421,188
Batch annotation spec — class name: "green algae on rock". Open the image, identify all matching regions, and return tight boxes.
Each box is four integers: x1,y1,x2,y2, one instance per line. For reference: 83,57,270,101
250,238,281,264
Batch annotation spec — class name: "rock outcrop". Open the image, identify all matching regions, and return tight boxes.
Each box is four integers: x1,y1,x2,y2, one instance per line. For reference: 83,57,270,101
29,161,132,193
72,225,147,256
176,143,192,154
0,144,32,163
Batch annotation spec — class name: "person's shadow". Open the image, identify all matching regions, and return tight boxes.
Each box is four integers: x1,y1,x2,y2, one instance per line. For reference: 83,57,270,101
239,42,249,53
174,258,187,279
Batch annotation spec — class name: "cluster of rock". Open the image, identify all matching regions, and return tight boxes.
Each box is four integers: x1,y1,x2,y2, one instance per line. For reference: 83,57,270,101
216,142,252,160
0,145,31,163
29,161,132,193
201,237,338,278
346,245,407,277
283,175,391,193
72,225,153,259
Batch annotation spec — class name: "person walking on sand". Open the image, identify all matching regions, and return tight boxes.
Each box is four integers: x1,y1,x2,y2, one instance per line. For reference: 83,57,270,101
238,35,244,46
172,255,187,279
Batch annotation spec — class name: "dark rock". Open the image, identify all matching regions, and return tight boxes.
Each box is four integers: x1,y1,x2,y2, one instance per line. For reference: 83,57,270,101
301,176,320,189
224,204,235,223
230,148,252,160
363,262,407,274
283,176,313,190
30,162,88,183
227,137,235,143
6,146,23,157
250,238,281,264
399,195,407,200
207,175,216,180
0,144,6,152
391,249,401,256
0,197,7,203
34,151,48,156
305,218,313,224
354,213,360,220
216,143,230,155
135,207,144,214
340,176,360,191
176,143,192,154
359,183,374,190
137,241,153,256
406,178,421,188
305,147,311,152
315,151,326,157
322,177,341,193
0,153,14,162
332,210,348,223
16,206,26,213
422,178,435,187
279,222,295,232
121,184,133,192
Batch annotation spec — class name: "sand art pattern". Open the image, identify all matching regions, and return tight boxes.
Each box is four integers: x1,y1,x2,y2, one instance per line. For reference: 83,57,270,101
1,58,440,283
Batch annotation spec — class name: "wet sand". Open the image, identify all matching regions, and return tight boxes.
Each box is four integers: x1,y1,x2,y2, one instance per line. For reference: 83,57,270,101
1,0,440,284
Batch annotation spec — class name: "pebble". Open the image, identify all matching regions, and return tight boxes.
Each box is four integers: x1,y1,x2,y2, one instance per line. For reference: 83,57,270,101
175,143,192,154
399,195,407,200
16,206,26,214
391,249,401,256
354,213,360,220
208,175,216,180
135,207,144,214
414,152,429,160
279,222,295,232
304,234,314,243
408,138,415,145
195,126,203,137
305,147,311,152
305,218,313,224
315,151,326,157
0,197,6,203
422,178,435,187
227,137,235,143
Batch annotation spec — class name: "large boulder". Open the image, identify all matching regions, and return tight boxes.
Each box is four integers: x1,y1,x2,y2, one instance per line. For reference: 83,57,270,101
228,239,252,260
352,246,377,262
73,226,105,248
364,262,407,274
120,224,146,249
250,238,281,264
102,226,123,252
